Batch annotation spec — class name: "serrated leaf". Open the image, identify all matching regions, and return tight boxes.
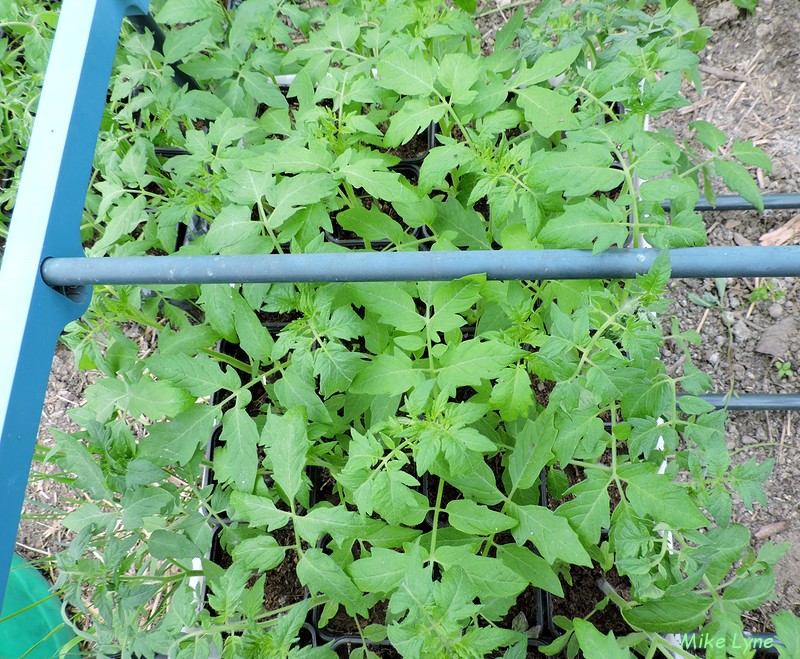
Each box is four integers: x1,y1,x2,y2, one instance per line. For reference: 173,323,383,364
555,470,611,545
496,544,563,596
722,572,774,611
199,285,237,342
509,503,592,566
146,353,240,398
773,611,800,659
349,282,425,332
148,529,201,560
263,407,309,503
715,159,763,211
459,554,527,599
295,506,365,547
229,491,291,530
512,45,582,87
385,98,447,148
266,173,338,229
369,469,428,527
127,379,194,420
623,594,711,632
141,405,216,466
532,144,625,196
53,430,113,500
732,139,772,172
216,407,259,491
351,353,423,396
437,339,524,392
690,120,727,151
231,536,285,571
297,548,368,617
730,457,773,509
348,547,410,594
233,293,274,362
337,155,417,203
539,199,628,254
155,0,223,24
489,366,534,421
445,499,516,535
376,50,436,95
619,463,708,529
515,85,578,137
573,619,632,659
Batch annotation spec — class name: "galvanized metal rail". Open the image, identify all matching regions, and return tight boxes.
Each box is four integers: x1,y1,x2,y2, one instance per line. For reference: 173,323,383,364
1,0,799,613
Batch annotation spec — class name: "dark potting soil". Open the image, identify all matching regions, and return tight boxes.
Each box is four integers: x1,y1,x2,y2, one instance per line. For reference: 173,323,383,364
385,129,430,160
549,563,631,640
332,639,402,658
213,524,307,614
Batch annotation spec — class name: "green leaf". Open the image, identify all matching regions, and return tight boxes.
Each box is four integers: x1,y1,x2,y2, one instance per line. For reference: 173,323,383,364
690,120,727,151
274,360,332,425
722,572,774,611
297,548,368,617
229,491,291,531
512,45,583,87
148,529,201,560
231,536,285,571
497,544,563,597
623,594,712,632
437,54,481,106
127,379,194,420
295,506,366,547
732,139,772,171
376,50,436,95
773,610,800,659
266,173,338,229
573,619,632,659
458,554,527,599
337,153,417,203
349,283,425,332
368,469,428,527
539,199,628,254
351,353,423,397
515,85,579,137
199,285,237,342
155,0,223,24
62,504,115,533
418,143,476,193
147,353,241,397
348,547,411,594
452,0,476,12
141,405,216,466
489,365,534,421
445,499,517,536
437,339,524,392
555,470,611,545
678,395,716,415
385,98,447,148
730,457,773,509
532,145,625,196
508,503,592,566
619,464,708,530
715,159,764,211
216,407,259,491
233,293,274,363
263,407,309,503
120,487,175,529
53,430,113,500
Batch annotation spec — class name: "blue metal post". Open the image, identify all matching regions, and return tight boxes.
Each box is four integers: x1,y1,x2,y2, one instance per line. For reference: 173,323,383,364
0,0,149,610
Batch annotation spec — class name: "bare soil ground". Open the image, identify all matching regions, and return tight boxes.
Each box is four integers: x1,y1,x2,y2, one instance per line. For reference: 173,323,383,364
653,0,800,624
16,0,799,638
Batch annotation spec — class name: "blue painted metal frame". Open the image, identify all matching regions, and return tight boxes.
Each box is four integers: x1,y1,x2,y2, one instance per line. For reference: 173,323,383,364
0,0,149,610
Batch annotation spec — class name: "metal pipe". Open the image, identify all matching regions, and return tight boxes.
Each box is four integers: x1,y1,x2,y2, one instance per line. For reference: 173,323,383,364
41,246,800,286
689,393,800,411
663,193,800,212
